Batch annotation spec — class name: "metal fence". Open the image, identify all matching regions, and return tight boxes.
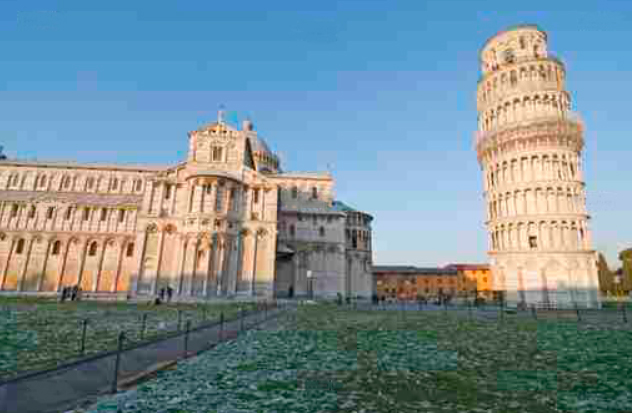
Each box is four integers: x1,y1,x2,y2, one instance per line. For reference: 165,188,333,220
356,300,632,327
0,301,288,413
0,300,260,378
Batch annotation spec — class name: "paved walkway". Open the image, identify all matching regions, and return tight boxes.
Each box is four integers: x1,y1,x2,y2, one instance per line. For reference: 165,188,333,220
0,305,290,413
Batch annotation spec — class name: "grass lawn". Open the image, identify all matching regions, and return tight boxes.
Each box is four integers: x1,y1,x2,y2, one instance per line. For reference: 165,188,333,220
87,303,632,413
0,297,255,380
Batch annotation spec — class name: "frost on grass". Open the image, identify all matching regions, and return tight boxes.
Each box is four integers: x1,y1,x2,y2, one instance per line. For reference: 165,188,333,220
0,300,250,379
84,305,632,413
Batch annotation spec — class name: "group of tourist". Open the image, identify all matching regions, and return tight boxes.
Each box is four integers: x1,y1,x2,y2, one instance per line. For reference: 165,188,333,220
59,285,80,302
154,286,174,305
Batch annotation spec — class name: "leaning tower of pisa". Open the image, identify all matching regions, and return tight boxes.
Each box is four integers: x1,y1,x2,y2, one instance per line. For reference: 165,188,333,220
475,25,600,308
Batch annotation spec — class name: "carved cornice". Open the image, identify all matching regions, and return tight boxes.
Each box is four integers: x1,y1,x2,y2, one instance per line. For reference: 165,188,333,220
476,117,583,162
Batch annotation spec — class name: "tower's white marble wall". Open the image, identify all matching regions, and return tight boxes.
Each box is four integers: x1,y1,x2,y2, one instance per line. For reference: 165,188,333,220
475,25,600,308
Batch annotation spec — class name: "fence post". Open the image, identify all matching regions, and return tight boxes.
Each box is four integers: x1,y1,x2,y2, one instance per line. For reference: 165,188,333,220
240,307,245,331
111,331,125,394
531,305,537,321
468,300,473,322
575,303,581,322
203,306,207,323
500,301,505,323
140,313,147,341
80,318,88,356
184,320,191,359
177,309,182,331
265,301,268,319
219,312,224,342
621,303,628,324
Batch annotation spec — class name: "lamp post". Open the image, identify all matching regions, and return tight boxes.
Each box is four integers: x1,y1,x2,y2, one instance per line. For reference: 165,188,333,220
614,274,622,300
306,270,313,299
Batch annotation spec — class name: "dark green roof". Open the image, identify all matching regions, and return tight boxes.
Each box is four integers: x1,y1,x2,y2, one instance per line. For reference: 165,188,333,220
331,200,357,213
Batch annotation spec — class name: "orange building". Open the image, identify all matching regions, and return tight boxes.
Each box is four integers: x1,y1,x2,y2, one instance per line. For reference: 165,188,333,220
373,264,494,302
445,264,493,300
373,266,460,301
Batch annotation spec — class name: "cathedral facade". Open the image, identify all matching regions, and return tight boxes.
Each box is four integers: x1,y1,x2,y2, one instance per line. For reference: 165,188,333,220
0,113,373,300
475,25,600,308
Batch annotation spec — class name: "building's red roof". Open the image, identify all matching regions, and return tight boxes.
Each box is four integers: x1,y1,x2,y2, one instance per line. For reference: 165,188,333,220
444,263,490,271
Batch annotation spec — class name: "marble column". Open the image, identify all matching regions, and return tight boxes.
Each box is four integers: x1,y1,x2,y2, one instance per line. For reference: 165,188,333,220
93,241,107,292
36,239,52,292
152,230,166,295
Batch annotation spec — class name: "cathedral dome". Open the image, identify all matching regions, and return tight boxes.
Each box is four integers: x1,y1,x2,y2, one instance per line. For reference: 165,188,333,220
248,135,273,156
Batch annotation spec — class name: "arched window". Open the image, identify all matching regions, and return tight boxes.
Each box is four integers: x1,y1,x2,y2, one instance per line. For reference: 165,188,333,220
291,186,298,199
11,174,19,187
319,226,325,237
118,209,125,223
83,208,91,221
312,187,318,199
65,207,73,221
212,146,223,162
135,179,143,192
39,175,47,188
126,243,134,257
28,205,36,219
164,185,171,200
63,176,71,189
110,178,118,191
100,208,108,222
86,177,95,190
10,204,18,217
46,207,54,219
51,240,61,256
88,241,98,256
253,188,260,204
15,238,25,254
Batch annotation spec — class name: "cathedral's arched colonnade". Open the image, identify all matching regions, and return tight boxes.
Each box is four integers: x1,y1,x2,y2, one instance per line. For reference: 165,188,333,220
0,231,135,293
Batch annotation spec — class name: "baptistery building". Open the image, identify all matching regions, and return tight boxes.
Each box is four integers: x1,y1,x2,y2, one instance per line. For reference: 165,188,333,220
475,25,600,308
0,112,373,300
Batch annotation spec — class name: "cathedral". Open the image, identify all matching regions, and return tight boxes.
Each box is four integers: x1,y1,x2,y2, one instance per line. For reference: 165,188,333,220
0,112,374,300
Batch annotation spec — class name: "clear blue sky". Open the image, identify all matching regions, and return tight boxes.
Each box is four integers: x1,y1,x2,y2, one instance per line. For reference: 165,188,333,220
1,0,630,268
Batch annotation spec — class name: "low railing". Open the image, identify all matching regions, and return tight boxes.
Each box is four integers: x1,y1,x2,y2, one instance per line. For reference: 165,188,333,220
478,53,565,84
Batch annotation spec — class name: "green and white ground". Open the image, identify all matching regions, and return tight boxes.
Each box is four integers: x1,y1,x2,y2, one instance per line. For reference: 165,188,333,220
84,303,632,413
0,297,254,379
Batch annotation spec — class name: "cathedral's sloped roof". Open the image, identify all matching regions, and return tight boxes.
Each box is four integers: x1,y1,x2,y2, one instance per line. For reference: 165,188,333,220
280,203,345,216
269,172,331,180
0,159,167,172
331,200,357,213
186,170,242,181
0,190,143,207
194,121,239,134
332,200,373,219
248,135,273,155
